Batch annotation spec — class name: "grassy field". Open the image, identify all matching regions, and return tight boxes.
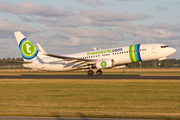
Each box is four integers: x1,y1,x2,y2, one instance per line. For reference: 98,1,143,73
0,79,180,120
0,68,180,76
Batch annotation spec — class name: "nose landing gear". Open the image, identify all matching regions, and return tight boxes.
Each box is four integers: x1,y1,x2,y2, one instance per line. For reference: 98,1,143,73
159,61,161,66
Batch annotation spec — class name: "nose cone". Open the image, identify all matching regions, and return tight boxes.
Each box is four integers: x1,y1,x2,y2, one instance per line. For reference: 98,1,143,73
169,47,176,54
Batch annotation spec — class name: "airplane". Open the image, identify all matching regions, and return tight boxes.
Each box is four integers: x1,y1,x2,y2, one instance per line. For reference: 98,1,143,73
9,31,176,75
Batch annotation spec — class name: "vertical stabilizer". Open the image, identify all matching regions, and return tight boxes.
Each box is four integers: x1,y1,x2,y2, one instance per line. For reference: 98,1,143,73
14,31,39,61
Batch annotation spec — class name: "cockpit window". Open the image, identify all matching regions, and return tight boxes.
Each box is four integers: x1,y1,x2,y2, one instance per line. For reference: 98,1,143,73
161,45,169,48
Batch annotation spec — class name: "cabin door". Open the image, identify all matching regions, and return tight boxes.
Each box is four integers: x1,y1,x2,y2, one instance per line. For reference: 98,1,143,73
152,45,156,53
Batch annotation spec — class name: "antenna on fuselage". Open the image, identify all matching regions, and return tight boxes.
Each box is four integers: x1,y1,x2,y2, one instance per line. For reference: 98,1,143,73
93,47,101,51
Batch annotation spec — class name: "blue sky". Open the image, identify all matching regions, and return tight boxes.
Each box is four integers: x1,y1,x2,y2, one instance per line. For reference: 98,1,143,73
0,0,180,59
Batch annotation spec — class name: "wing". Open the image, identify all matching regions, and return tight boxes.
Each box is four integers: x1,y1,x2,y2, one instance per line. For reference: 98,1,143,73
36,43,97,66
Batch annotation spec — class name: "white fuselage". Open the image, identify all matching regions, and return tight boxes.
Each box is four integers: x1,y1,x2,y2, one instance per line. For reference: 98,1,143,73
23,43,176,71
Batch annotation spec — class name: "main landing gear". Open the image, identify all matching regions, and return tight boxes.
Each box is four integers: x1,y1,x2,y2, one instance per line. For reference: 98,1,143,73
87,69,102,76
87,70,94,75
96,69,102,75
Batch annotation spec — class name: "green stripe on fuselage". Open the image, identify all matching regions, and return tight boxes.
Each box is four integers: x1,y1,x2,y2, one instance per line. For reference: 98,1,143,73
129,45,134,62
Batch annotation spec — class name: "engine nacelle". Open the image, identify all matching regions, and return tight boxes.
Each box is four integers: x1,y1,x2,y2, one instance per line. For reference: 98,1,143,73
96,59,114,69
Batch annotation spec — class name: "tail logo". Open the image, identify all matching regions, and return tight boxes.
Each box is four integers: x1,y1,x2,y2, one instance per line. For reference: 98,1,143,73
19,38,38,60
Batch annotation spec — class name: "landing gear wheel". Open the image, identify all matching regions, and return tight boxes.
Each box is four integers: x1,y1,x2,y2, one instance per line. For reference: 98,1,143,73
96,69,102,75
87,70,94,75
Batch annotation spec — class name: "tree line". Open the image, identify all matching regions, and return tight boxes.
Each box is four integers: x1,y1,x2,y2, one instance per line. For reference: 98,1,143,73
0,57,23,68
0,57,180,68
128,58,180,68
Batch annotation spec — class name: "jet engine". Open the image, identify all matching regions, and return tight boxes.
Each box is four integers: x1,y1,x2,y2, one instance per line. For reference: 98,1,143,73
96,59,114,69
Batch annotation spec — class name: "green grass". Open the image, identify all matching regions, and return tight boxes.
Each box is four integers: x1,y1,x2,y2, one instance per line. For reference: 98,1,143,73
0,79,180,120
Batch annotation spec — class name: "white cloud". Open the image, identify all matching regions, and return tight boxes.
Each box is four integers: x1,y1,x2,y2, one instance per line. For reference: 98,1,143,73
151,6,168,11
118,0,142,1
35,17,77,28
61,37,81,46
0,2,74,17
53,27,123,41
0,1,179,58
33,15,133,28
38,16,180,48
80,10,153,22
148,23,180,32
34,10,151,28
77,16,133,27
76,0,103,6
112,26,180,44
0,20,38,38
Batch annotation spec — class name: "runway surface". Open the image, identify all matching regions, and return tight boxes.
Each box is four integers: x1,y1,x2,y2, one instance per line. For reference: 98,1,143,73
0,75,180,79
0,116,155,120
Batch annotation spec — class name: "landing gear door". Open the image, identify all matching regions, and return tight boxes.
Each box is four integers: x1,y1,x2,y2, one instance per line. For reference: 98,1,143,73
152,45,156,53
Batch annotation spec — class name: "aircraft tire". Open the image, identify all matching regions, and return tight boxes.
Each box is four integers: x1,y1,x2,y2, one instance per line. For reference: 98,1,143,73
96,69,102,75
87,70,94,75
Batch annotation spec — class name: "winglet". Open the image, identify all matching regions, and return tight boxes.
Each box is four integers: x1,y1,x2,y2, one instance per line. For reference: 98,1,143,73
37,43,48,55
